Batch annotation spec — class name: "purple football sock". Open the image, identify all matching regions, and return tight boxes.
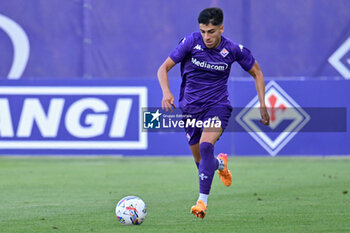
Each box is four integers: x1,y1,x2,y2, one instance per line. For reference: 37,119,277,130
195,161,200,169
198,142,219,195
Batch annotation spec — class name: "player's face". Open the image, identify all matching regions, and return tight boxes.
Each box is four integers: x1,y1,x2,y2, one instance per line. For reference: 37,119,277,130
199,23,224,49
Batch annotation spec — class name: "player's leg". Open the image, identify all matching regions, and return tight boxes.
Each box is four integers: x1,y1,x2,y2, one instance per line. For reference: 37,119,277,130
201,129,232,186
198,128,224,197
190,143,200,169
200,106,233,187
191,106,232,218
184,113,202,169
191,128,222,218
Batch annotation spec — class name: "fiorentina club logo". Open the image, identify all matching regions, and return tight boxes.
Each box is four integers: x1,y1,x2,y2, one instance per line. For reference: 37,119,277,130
235,81,310,156
220,48,229,57
328,36,350,79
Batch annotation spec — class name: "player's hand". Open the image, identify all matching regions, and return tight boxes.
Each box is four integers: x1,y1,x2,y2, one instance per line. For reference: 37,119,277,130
259,106,270,125
162,91,176,112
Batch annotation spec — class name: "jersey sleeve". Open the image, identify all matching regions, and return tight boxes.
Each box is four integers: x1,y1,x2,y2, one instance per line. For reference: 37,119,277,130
234,44,255,72
169,34,193,64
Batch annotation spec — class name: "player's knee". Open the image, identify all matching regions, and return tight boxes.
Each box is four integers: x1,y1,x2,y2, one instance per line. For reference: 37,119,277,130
199,142,214,160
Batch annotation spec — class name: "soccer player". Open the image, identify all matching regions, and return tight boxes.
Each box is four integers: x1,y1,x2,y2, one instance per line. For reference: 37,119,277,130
157,7,270,219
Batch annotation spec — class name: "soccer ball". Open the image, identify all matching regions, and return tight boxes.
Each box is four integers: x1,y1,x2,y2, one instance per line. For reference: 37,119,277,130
115,196,147,225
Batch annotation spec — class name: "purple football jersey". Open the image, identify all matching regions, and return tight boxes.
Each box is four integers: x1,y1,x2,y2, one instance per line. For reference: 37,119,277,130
169,32,255,114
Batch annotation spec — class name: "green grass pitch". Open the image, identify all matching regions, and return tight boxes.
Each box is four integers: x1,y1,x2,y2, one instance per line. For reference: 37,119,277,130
0,156,349,233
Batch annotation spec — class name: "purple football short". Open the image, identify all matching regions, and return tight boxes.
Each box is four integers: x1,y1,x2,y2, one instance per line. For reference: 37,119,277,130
183,105,232,145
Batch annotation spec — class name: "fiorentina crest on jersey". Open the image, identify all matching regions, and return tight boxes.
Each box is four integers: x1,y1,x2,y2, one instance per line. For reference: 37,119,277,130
220,48,229,57
235,81,310,156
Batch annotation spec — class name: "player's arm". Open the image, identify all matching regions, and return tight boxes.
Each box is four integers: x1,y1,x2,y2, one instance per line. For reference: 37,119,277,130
248,61,270,125
157,57,176,112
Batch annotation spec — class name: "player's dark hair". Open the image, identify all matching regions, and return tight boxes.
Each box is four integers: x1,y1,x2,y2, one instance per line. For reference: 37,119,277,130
198,7,223,26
